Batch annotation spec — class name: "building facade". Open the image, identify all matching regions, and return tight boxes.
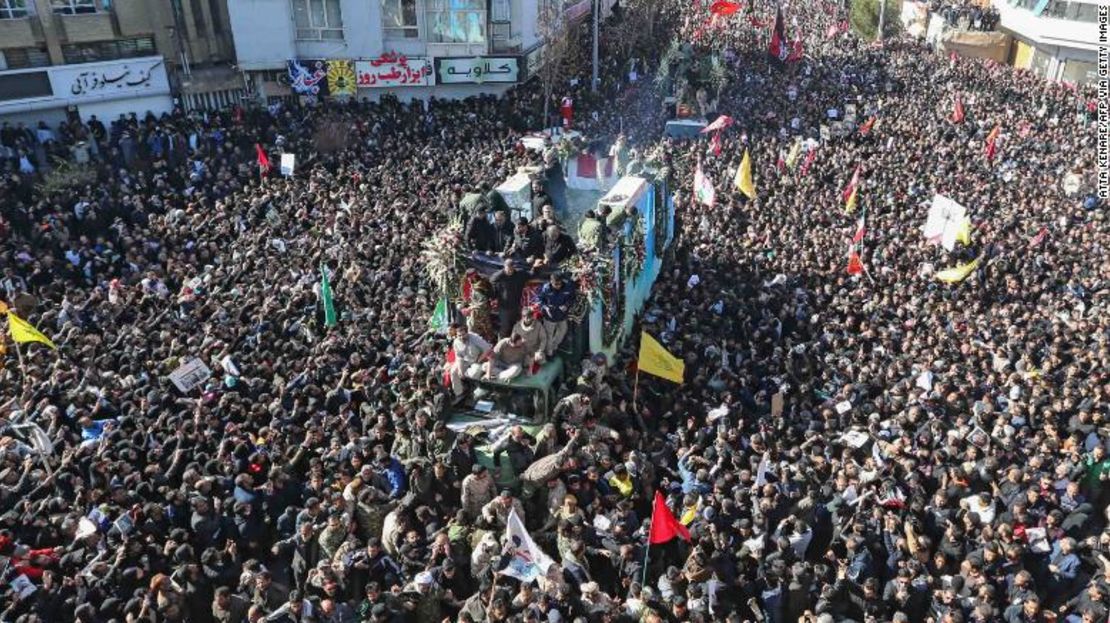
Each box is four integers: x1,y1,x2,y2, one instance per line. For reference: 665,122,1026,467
0,0,238,125
228,0,612,103
993,0,1099,84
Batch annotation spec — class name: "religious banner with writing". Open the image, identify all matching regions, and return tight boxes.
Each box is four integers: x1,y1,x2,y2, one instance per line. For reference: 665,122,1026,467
286,60,330,97
355,53,434,88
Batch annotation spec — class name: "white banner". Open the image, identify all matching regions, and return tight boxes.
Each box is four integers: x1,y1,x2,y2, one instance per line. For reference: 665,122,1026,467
922,194,968,251
436,57,519,84
168,357,212,394
280,153,296,177
49,57,170,104
355,54,434,88
499,508,554,582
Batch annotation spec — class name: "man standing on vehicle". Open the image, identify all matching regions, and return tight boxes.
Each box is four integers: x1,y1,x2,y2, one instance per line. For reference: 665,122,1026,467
537,272,575,358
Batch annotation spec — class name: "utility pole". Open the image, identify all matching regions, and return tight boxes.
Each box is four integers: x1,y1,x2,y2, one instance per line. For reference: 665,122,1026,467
877,0,887,42
591,0,599,92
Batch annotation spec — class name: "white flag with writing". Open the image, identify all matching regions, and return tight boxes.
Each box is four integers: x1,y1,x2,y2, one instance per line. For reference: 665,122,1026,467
499,509,554,582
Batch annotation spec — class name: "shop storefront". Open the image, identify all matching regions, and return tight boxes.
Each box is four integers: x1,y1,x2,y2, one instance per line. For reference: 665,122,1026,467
0,56,172,124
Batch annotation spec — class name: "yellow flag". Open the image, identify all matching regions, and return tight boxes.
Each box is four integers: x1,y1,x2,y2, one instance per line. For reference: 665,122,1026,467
7,312,56,349
785,140,802,169
735,149,756,199
638,331,684,384
935,255,983,283
955,217,972,246
845,186,859,214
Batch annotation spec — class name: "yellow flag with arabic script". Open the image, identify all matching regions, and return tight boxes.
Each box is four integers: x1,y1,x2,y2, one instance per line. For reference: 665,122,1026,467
735,149,756,199
638,332,685,384
935,255,983,284
7,312,56,349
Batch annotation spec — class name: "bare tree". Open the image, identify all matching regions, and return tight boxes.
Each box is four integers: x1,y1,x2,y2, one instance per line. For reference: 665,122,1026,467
608,0,650,62
536,0,573,129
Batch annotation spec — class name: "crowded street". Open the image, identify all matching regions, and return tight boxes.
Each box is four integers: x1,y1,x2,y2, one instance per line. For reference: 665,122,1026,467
0,0,1106,621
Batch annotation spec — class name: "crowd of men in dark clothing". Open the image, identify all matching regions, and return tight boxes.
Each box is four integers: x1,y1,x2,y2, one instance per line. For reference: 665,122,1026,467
0,0,1104,622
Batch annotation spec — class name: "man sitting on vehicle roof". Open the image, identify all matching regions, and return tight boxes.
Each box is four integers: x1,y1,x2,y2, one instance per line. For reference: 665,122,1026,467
448,322,491,400
485,333,529,383
511,309,548,373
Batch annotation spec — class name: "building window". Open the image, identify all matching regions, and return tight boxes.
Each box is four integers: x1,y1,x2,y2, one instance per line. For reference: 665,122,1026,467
0,0,29,19
0,47,51,69
426,0,486,44
291,0,343,40
0,72,52,102
382,0,418,39
51,0,98,14
62,36,155,64
1066,1,1098,22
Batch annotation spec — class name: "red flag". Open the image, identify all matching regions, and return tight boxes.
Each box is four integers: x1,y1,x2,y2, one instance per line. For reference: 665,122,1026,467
984,126,1001,161
749,15,769,27
443,348,456,388
255,144,272,175
769,6,786,60
851,214,866,244
951,95,965,124
710,0,742,15
710,131,722,156
786,39,804,63
700,115,735,133
800,148,818,176
776,154,786,173
841,164,861,202
859,116,876,135
576,153,599,178
847,251,864,275
649,492,691,544
1028,226,1048,248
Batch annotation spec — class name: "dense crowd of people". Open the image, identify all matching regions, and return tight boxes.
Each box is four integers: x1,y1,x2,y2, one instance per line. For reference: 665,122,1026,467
929,1,1000,31
0,0,1104,622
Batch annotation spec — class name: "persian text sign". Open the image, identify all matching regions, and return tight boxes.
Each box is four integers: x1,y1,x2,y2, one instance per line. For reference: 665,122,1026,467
50,57,169,103
435,57,519,84
355,53,434,88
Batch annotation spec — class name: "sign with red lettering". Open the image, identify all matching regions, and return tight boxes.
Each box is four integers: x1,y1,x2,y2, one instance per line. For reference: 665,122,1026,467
355,53,434,88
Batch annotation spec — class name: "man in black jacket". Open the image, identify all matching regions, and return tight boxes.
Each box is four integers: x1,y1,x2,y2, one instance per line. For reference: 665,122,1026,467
489,259,530,337
271,522,320,592
534,225,577,270
505,217,544,262
464,206,493,252
489,209,515,255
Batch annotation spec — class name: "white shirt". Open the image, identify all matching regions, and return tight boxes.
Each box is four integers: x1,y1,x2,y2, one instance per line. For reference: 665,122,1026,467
453,333,491,365
963,495,996,523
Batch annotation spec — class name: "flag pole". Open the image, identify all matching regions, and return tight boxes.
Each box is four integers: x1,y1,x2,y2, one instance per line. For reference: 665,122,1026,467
861,262,877,286
488,571,499,607
641,494,658,587
13,340,26,391
632,368,640,412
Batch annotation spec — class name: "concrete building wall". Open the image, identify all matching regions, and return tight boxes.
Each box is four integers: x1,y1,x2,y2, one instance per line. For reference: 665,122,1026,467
227,0,296,70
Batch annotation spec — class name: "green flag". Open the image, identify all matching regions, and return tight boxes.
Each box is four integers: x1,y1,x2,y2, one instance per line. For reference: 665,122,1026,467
320,263,337,328
429,297,449,333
